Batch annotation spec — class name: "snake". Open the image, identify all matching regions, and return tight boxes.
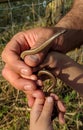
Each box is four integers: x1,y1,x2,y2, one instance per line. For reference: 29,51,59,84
20,29,66,92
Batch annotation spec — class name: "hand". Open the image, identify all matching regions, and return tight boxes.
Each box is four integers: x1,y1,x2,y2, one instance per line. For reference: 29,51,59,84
30,94,66,130
1,27,56,107
39,51,68,76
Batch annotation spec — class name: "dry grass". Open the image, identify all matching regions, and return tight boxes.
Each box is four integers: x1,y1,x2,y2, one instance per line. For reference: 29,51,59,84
0,44,83,130
0,0,83,130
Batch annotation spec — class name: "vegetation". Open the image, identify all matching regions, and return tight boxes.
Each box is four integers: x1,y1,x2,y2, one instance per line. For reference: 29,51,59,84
0,0,83,130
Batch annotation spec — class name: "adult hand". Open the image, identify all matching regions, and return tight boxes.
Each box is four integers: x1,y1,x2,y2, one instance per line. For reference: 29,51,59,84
30,93,66,130
1,27,57,107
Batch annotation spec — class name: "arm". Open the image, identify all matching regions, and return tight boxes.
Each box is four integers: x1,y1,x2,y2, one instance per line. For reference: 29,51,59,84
58,55,83,95
57,0,83,29
53,0,83,52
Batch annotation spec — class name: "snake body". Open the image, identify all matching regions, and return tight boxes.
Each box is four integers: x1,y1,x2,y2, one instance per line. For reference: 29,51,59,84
38,70,57,92
20,29,66,91
20,29,66,59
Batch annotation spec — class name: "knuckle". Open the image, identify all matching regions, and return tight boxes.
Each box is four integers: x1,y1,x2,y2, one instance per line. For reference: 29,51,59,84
1,50,5,61
12,31,24,40
2,68,6,78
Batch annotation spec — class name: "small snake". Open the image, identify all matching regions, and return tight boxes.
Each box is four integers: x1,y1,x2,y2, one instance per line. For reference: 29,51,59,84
20,29,66,59
20,29,66,91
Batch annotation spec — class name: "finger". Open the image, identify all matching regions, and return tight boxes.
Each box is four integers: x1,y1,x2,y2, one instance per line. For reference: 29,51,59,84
1,38,32,77
30,98,45,123
24,48,49,67
26,90,45,107
50,93,59,100
50,93,66,124
58,112,65,124
21,73,37,80
27,95,35,107
2,64,37,91
40,97,54,121
23,28,54,67
57,101,66,124
32,90,45,99
50,93,66,112
57,100,66,113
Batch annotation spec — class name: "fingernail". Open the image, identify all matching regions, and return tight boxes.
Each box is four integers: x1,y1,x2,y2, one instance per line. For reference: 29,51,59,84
47,97,53,103
29,55,39,62
21,68,31,76
24,85,32,91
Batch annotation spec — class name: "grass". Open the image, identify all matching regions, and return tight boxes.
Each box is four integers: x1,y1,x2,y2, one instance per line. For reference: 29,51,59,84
0,0,83,130
0,45,83,130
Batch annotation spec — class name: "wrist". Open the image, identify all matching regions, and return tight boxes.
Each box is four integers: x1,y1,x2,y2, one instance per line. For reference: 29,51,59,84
51,5,83,53
57,54,79,79
51,27,65,53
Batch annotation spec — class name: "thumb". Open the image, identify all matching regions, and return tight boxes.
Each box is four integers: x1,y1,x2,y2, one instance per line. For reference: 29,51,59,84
40,97,54,121
23,40,51,67
30,98,45,123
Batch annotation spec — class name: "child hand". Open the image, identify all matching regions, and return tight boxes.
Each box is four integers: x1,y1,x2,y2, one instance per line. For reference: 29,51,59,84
30,94,66,130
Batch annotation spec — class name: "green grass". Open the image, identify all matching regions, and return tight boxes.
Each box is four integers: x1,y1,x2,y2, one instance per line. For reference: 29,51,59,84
0,0,83,130
0,46,83,130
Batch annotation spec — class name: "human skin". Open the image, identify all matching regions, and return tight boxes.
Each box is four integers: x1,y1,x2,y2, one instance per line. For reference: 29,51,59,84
54,0,83,52
1,0,83,106
30,94,66,130
40,51,83,95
